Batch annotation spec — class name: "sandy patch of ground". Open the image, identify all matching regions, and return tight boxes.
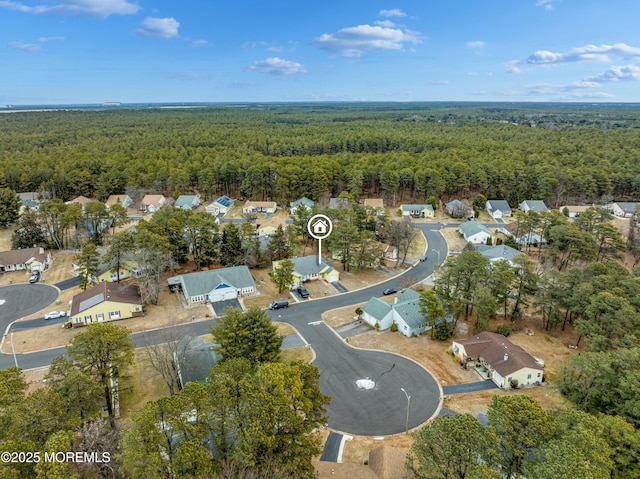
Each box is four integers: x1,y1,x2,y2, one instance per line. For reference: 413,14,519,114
440,227,467,254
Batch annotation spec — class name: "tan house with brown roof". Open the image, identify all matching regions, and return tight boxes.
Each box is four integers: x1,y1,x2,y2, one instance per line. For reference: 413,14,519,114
105,194,132,209
0,247,52,273
243,200,277,214
452,332,544,388
314,445,406,479
65,195,96,208
69,282,143,328
141,194,167,213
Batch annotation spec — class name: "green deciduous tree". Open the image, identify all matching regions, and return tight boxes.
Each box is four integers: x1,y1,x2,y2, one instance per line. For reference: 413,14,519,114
211,307,283,364
76,242,100,290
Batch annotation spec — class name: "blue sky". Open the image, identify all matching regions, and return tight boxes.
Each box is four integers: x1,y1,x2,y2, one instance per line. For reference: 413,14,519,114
3,0,640,104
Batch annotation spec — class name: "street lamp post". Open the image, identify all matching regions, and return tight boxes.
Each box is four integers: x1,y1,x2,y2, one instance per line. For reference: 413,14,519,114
10,332,18,368
401,387,411,434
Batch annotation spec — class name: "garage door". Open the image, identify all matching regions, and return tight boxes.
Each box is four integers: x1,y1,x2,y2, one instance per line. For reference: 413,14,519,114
209,287,237,302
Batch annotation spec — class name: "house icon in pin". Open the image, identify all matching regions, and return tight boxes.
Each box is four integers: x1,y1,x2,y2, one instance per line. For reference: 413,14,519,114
312,218,328,235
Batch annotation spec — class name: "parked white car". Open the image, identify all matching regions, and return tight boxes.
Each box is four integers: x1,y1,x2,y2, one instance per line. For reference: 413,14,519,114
44,311,67,320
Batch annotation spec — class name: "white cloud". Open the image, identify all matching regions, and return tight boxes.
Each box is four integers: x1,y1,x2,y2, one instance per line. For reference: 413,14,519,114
9,35,64,52
586,65,640,82
248,57,307,76
429,80,449,85
9,40,40,51
525,43,640,65
0,0,139,18
135,17,180,39
315,24,422,57
191,39,208,48
467,41,485,49
536,0,555,11
379,9,406,17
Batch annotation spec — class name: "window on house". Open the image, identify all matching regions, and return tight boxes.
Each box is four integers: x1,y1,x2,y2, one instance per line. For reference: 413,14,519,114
109,311,121,319
537,372,541,377
527,374,532,379
96,313,104,322
84,315,92,323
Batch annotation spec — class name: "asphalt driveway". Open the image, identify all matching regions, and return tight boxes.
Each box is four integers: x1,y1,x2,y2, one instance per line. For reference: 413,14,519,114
443,380,498,395
0,284,58,335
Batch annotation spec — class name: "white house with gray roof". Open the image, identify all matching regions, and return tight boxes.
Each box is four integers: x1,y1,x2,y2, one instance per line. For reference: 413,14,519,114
289,197,314,215
606,201,640,218
361,289,428,337
474,244,524,265
485,200,512,219
518,200,549,213
168,266,256,305
458,221,494,244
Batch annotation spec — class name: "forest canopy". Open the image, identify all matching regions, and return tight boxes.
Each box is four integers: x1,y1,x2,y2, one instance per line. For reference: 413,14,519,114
2,103,640,207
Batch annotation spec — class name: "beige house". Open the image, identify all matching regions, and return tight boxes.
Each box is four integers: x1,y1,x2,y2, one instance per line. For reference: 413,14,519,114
272,255,339,289
70,282,143,328
314,445,406,479
243,200,277,214
0,247,52,273
141,194,167,213
452,332,544,389
105,194,132,209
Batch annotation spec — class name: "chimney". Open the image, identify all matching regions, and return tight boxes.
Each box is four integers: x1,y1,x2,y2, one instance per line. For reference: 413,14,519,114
504,353,509,361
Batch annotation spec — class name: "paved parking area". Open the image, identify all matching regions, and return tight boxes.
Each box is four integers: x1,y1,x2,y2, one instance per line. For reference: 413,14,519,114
442,380,498,395
211,298,242,316
332,281,348,293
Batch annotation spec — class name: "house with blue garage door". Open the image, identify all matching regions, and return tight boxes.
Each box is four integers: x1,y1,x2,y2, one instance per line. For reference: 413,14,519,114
168,265,256,306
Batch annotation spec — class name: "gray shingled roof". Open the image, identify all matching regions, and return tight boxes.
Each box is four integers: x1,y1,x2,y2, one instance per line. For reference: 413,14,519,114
486,200,511,213
616,202,640,214
362,297,392,322
290,197,314,208
291,255,335,276
178,266,255,297
521,200,549,212
459,221,492,237
175,335,221,386
475,245,523,262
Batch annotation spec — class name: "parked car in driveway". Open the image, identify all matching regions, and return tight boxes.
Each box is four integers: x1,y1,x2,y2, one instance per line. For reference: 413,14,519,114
29,270,41,283
297,286,310,299
44,311,66,320
383,288,397,295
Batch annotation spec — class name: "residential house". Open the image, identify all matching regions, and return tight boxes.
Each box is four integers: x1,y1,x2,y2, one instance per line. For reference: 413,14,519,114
94,255,143,283
257,225,277,237
18,192,40,213
272,255,339,289
363,198,385,216
474,244,524,265
168,266,256,305
400,204,434,218
173,335,221,389
243,200,277,214
329,197,349,210
380,243,398,261
105,194,132,209
501,222,546,247
289,197,314,215
485,199,512,219
205,195,234,216
65,196,96,210
174,194,201,210
560,205,591,218
452,331,544,388
69,282,143,328
445,199,474,219
361,289,449,337
0,247,52,273
518,200,549,213
606,201,640,218
141,194,167,213
314,445,406,479
458,221,494,244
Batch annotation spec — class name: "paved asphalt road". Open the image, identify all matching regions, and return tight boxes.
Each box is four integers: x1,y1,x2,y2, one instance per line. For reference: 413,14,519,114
0,223,450,436
0,284,59,336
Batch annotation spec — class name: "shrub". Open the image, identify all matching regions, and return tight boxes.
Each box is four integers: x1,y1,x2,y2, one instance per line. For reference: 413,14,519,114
510,379,519,389
494,325,512,337
374,321,380,330
390,323,398,332
355,307,363,317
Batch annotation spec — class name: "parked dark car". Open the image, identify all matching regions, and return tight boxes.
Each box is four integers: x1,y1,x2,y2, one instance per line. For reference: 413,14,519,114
269,299,289,310
297,286,310,299
383,288,397,295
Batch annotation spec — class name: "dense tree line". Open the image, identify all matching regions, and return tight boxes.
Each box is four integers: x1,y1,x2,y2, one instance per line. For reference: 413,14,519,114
2,105,640,209
407,395,640,479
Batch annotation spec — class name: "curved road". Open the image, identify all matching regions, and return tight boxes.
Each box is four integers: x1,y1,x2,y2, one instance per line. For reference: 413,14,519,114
0,223,449,436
